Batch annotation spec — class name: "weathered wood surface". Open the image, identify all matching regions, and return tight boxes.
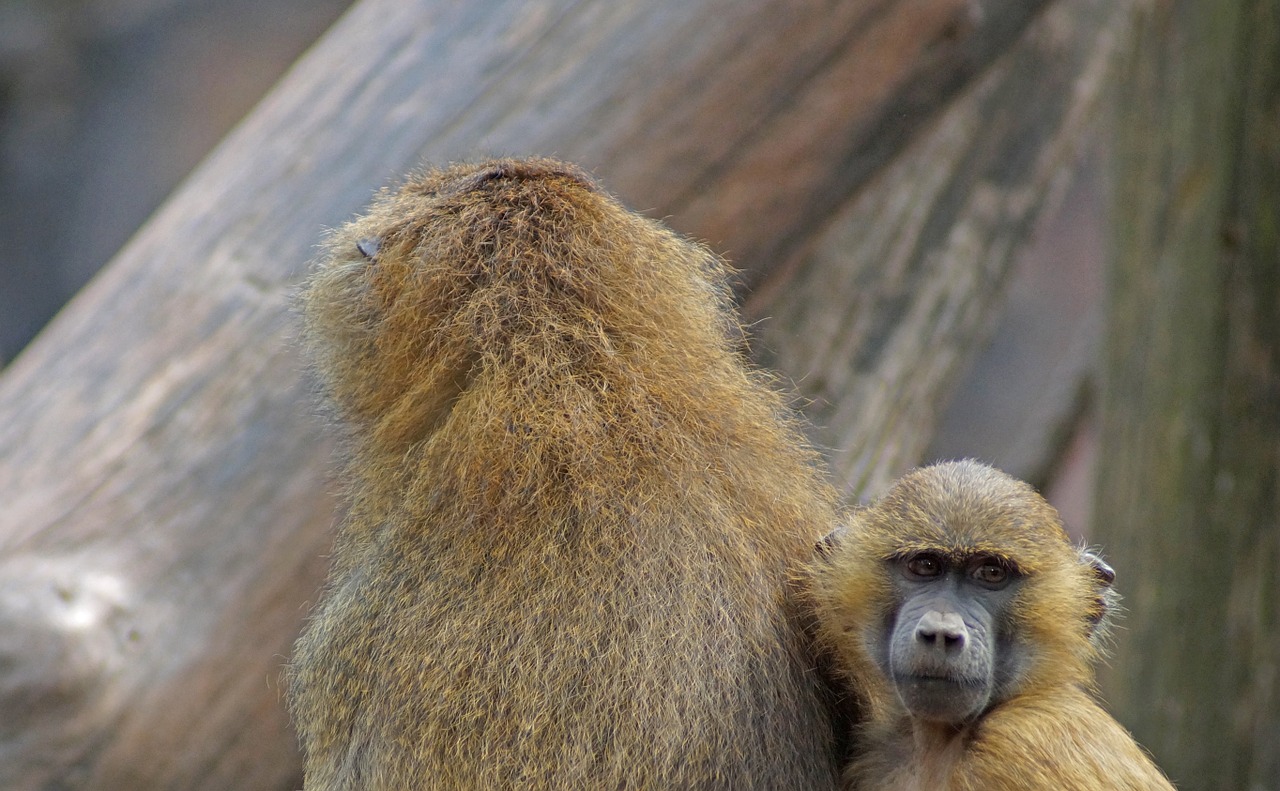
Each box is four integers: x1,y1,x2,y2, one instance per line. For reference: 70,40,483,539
0,0,1126,788
1094,0,1280,787
754,0,1124,496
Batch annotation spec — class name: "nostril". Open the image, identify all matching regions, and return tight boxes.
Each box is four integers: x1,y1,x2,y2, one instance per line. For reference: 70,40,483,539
915,611,967,650
917,628,965,647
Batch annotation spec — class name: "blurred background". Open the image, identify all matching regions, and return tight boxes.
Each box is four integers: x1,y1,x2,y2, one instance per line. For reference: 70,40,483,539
0,0,351,362
0,0,1104,525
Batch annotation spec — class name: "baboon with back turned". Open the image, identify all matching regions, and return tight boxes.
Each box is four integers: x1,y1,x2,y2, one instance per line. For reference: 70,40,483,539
287,158,843,789
808,459,1175,790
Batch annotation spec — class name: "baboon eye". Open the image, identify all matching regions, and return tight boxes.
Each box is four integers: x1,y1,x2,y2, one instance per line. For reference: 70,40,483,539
972,561,1009,587
905,554,943,578
356,237,381,260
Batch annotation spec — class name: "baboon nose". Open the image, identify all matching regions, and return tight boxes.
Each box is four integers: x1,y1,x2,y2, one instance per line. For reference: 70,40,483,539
916,611,967,651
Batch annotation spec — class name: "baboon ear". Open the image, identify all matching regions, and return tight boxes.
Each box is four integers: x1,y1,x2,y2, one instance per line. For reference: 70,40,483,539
1079,548,1118,638
356,237,381,260
1082,549,1115,587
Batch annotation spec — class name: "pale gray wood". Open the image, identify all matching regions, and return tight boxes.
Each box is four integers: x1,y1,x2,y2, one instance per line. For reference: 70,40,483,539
925,155,1105,492
752,0,1127,498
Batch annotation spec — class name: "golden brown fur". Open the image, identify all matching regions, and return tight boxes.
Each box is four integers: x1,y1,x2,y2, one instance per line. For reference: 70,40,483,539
288,158,842,789
808,460,1174,790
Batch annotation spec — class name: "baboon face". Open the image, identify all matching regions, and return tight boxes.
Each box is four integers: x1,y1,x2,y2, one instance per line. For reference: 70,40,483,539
882,549,1024,724
810,462,1175,790
814,461,1103,729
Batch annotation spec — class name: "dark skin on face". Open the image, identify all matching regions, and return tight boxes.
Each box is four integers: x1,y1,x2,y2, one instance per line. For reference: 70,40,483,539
884,550,1023,726
808,460,1176,791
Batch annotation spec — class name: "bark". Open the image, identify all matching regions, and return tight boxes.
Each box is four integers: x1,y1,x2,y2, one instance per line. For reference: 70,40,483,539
754,0,1124,497
0,0,1126,787
1093,0,1280,787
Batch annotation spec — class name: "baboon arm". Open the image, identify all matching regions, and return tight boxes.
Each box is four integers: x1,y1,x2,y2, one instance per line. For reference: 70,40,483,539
961,691,1176,791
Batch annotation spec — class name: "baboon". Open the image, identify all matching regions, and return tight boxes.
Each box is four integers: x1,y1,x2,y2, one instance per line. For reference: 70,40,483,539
807,460,1175,790
288,158,843,789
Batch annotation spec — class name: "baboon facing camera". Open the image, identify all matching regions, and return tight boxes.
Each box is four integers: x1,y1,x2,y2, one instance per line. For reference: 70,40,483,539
808,460,1175,790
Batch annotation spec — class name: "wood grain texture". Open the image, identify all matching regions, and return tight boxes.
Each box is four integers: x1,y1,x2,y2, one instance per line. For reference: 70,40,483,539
0,0,1122,788
1094,0,1280,786
751,0,1128,498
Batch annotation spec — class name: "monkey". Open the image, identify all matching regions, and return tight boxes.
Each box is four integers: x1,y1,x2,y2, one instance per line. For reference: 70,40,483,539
806,459,1175,790
287,158,845,789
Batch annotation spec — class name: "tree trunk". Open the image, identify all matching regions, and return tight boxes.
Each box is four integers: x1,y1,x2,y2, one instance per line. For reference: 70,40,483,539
1094,0,1280,787
0,0,1126,788
755,0,1124,497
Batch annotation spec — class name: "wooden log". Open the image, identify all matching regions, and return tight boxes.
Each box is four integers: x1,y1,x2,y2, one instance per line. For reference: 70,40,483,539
1093,0,1280,786
754,0,1126,496
0,0,1126,788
